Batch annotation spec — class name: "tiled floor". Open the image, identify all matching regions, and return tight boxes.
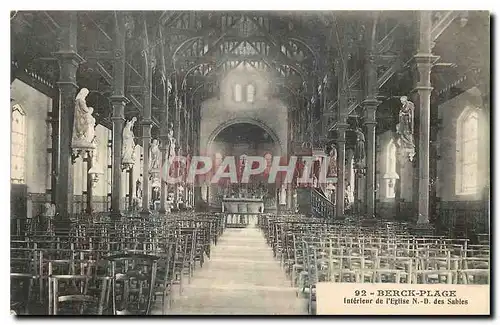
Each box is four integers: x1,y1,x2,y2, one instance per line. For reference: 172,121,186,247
153,226,307,315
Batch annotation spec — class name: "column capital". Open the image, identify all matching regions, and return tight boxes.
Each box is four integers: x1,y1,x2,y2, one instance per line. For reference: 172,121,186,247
335,122,349,132
414,85,434,92
52,51,85,65
109,95,130,105
139,118,153,126
56,81,79,90
413,53,440,65
362,98,381,108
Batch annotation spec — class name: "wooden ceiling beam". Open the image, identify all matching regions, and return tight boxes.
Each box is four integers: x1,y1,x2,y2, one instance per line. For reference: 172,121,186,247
431,11,460,41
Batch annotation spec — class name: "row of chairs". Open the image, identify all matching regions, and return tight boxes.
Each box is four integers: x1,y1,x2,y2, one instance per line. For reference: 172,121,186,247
259,214,490,315
11,212,226,315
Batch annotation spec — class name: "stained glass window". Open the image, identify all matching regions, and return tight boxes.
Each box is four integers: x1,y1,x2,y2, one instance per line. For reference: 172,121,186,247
386,140,397,198
234,84,242,102
11,104,26,184
246,84,255,103
457,109,479,194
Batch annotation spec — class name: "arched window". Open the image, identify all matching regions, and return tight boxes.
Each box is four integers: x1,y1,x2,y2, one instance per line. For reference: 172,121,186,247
384,140,398,198
246,83,256,103
11,104,27,184
456,108,479,195
234,84,242,102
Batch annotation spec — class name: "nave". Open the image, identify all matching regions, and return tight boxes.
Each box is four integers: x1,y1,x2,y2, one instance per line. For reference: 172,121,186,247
10,211,489,315
160,226,306,315
10,10,491,316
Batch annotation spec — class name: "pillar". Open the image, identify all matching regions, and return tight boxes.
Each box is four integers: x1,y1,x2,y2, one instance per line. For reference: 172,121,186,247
355,168,365,214
50,93,60,204
364,105,377,218
158,138,167,214
140,125,152,214
335,123,348,217
53,12,84,219
159,79,169,215
85,153,93,213
140,65,153,215
110,100,126,216
173,88,181,208
346,149,354,188
110,13,127,218
128,167,134,209
415,11,437,224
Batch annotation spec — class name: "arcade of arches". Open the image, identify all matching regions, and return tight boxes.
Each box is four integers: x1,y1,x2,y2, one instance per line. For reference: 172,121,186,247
10,11,490,315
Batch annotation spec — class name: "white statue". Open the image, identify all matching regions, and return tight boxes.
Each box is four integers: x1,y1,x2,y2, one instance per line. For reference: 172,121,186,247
149,138,161,170
86,107,96,143
166,126,176,163
122,117,137,164
396,96,416,161
279,185,287,206
73,88,96,146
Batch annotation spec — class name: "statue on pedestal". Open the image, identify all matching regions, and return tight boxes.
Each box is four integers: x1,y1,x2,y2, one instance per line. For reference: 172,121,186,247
165,124,177,181
326,145,337,178
396,96,416,161
122,117,137,167
149,138,161,171
354,128,366,167
72,88,96,148
166,124,177,163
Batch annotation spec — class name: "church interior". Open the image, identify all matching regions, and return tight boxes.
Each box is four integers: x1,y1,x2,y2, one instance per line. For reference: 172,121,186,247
10,10,490,315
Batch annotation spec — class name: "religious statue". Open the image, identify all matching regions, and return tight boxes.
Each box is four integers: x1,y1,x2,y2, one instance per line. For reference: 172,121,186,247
326,145,337,178
279,184,287,206
136,178,142,199
166,124,177,163
396,96,416,161
264,152,273,175
345,183,355,208
122,117,137,165
72,88,96,146
149,138,161,171
239,154,248,177
354,128,366,166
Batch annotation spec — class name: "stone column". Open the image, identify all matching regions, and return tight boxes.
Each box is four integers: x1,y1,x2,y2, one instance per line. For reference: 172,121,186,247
53,12,84,220
110,13,127,218
159,137,167,214
173,89,181,208
335,123,348,217
140,66,153,215
364,104,378,218
109,99,126,216
355,169,365,214
346,149,354,188
159,78,169,215
50,94,60,204
128,167,134,209
85,153,93,213
415,11,438,224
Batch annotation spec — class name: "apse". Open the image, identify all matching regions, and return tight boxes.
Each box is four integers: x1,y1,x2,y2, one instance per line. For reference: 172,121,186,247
210,122,276,159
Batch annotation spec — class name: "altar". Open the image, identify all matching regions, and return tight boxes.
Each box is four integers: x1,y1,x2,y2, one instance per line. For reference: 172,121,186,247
222,196,264,227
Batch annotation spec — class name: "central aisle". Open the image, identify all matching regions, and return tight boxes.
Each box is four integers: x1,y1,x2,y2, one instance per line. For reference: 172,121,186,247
163,226,307,315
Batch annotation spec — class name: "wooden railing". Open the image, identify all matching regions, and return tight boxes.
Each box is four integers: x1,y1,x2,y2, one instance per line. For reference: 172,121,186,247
310,187,335,219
